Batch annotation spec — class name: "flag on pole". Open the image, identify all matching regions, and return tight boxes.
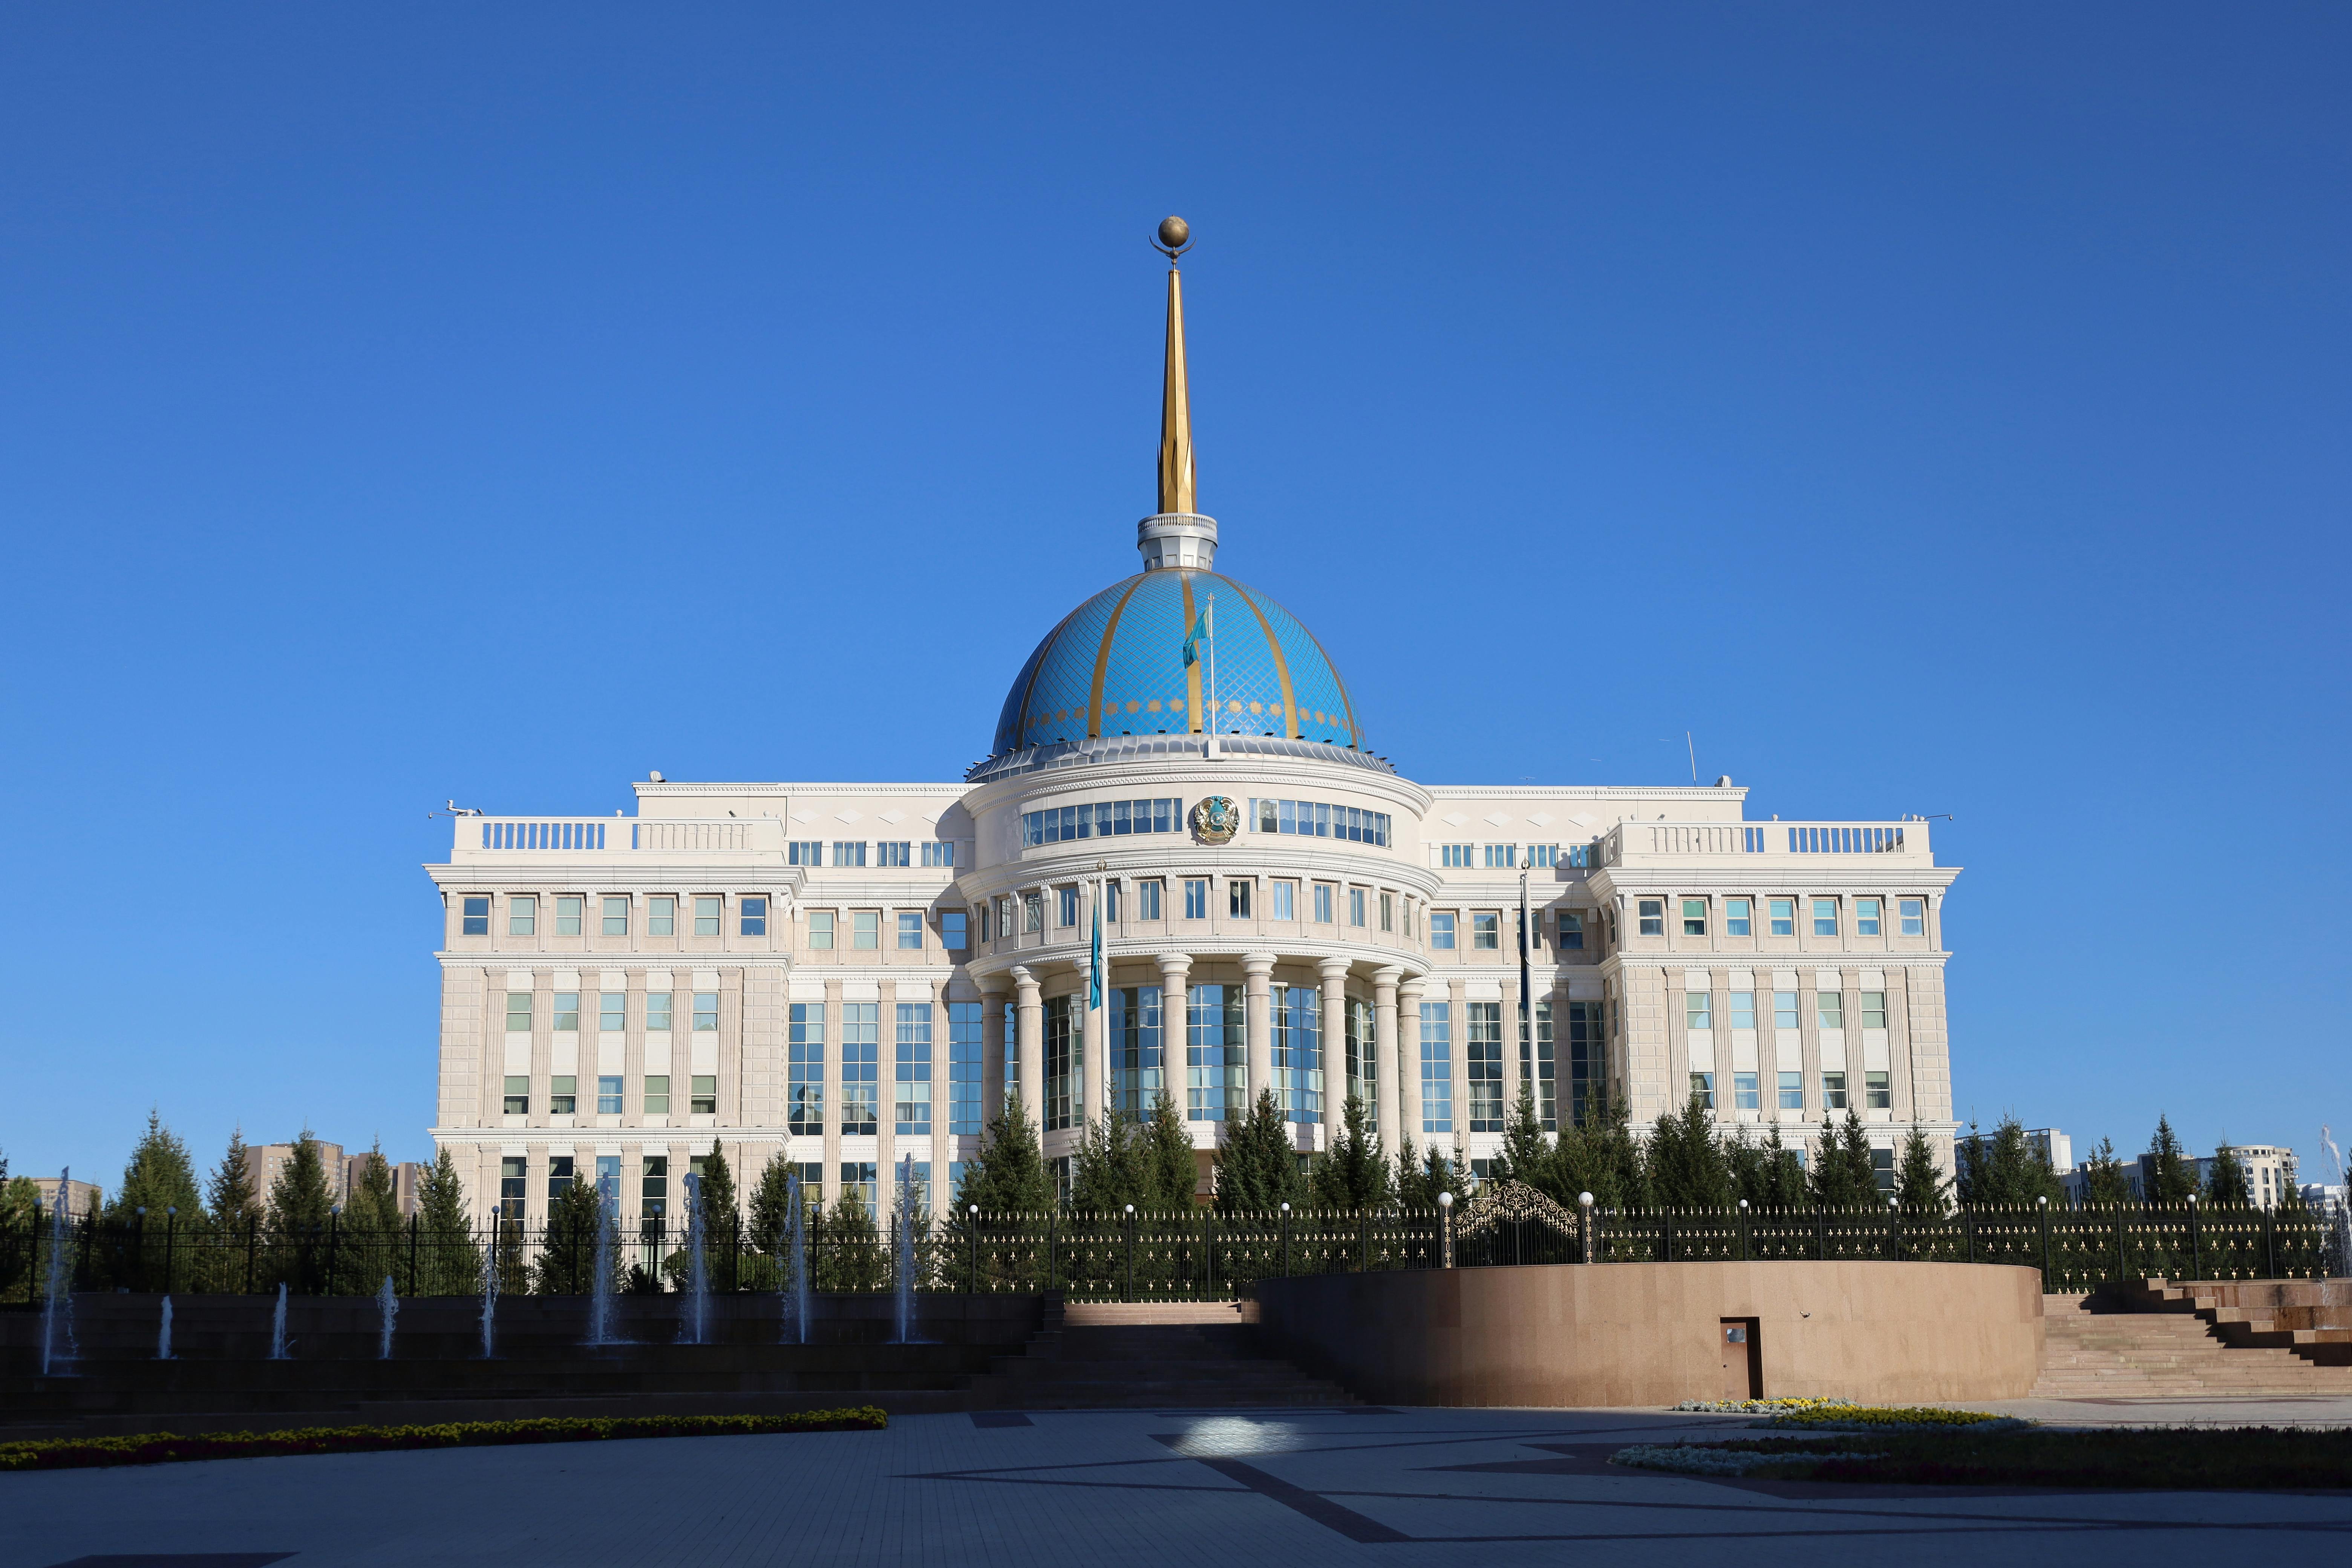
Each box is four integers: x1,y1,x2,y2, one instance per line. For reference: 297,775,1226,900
1088,878,1104,1012
1182,603,1210,666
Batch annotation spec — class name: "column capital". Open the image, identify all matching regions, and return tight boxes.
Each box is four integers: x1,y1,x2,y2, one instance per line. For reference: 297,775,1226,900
1242,951,1278,978
1009,965,1040,998
1372,964,1404,989
1317,956,1352,982
1155,951,1192,976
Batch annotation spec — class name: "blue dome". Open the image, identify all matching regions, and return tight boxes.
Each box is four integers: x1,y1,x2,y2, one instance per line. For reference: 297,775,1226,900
992,570,1364,757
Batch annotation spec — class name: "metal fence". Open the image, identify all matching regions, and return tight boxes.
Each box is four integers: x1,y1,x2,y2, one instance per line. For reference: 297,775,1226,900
1,1200,2335,1305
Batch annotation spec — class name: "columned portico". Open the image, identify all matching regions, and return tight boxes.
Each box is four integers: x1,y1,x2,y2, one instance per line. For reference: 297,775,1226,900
1318,957,1349,1142
1373,966,1403,1157
1243,952,1276,1106
1012,966,1042,1131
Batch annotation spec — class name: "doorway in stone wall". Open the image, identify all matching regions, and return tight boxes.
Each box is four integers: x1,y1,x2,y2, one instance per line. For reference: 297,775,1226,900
1719,1318,1761,1401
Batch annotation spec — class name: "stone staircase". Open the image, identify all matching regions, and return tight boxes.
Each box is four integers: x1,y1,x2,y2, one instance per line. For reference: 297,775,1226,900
987,1299,1356,1409
2031,1280,2352,1398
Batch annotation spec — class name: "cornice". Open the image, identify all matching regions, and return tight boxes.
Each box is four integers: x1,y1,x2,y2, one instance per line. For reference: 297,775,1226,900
961,755,1436,817
1423,784,1749,801
960,847,1442,902
424,863,801,890
1589,867,1963,894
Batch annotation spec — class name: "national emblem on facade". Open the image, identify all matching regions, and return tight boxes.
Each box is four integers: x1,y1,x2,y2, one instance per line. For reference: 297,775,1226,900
1190,795,1240,844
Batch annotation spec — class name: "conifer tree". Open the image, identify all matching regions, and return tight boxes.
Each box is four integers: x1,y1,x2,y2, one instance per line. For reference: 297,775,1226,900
2147,1115,2197,1204
1495,1080,1551,1187
696,1141,740,1239
207,1128,262,1235
106,1110,202,1224
749,1149,812,1252
1142,1089,1199,1211
1069,1112,1149,1213
267,1130,337,1256
1418,1142,1470,1205
1954,1114,2062,1207
334,1142,404,1293
2202,1141,2252,1207
1894,1123,1950,1217
1646,1089,1733,1208
1807,1110,1882,1209
415,1146,480,1294
1216,1088,1303,1213
535,1170,609,1294
816,1184,886,1291
2081,1137,2135,1206
1311,1094,1394,1210
952,1095,1053,1213
1393,1132,1430,1207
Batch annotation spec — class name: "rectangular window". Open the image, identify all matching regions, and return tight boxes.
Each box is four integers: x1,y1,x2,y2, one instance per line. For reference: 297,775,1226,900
741,896,768,937
1689,1071,1715,1109
1866,1070,1891,1110
640,1155,668,1220
1104,882,1121,922
1860,990,1887,1029
1733,1072,1759,1110
1271,880,1296,921
1350,995,1381,1123
1185,983,1246,1122
1685,990,1712,1030
550,1075,577,1115
695,896,722,936
1431,912,1456,949
1440,844,1473,867
600,896,629,936
1380,892,1394,933
832,841,868,868
1855,897,1882,937
1483,843,1515,868
789,841,822,866
1419,1002,1452,1133
1248,797,1391,846
1777,1070,1803,1110
1521,999,1555,1132
644,1074,671,1115
1228,880,1252,918
1566,1001,1605,1127
948,1000,983,1135
1812,897,1838,937
500,1156,527,1221
1272,983,1322,1125
1768,897,1795,937
690,1075,717,1116
877,841,911,868
1139,880,1162,920
1872,1145,1895,1193
853,911,879,949
692,992,718,1032
921,840,956,867
1349,887,1366,927
789,1003,825,1133
1637,899,1664,936
1773,991,1799,1029
1023,798,1184,845
1558,910,1584,950
547,1156,575,1203
1312,883,1334,923
1527,843,1557,867
942,910,968,950
1472,911,1500,949
649,896,675,936
899,911,925,949
509,895,537,937
505,992,532,1033
504,1075,530,1115
646,991,673,1032
461,896,490,936
1043,993,1078,1132
597,1075,623,1115
1023,893,1043,933
841,1003,879,1135
1816,990,1843,1030
556,895,582,936
1899,897,1926,936
1726,897,1751,937
1729,991,1756,1030
896,1002,933,1135
1682,898,1707,937
1060,887,1081,926
839,1162,876,1213
1466,1001,1503,1132
1821,1071,1847,1110
553,992,580,1032
1183,879,1209,920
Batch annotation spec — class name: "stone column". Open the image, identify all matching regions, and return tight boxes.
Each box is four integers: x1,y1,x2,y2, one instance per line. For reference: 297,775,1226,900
1398,978,1424,1150
1243,952,1277,1109
1318,958,1349,1151
1372,966,1402,1159
1012,966,1043,1133
980,978,1008,1118
1156,952,1192,1121
1083,900,1108,1124
876,980,899,1208
927,976,949,1227
1448,978,1471,1165
821,977,844,1207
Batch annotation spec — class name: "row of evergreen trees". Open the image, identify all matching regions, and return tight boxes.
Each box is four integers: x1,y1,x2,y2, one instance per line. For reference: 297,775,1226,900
1954,1112,2300,1210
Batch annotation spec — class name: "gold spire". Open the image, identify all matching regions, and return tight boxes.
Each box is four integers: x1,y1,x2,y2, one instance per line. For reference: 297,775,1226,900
1156,216,1196,515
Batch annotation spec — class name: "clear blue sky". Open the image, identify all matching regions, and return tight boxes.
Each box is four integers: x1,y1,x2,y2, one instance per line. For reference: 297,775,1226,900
4,5,2346,1194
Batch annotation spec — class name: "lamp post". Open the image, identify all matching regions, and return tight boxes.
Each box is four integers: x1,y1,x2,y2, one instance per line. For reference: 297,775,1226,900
1579,1191,1594,1265
1437,1191,1453,1269
2037,1195,2051,1289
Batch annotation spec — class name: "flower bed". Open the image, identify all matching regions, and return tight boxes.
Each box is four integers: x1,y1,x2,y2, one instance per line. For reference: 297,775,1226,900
1614,1426,2352,1490
0,1409,888,1473
1760,1405,2025,1433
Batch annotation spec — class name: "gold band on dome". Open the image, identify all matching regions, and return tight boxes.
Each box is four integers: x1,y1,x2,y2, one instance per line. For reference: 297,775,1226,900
1086,575,1147,738
1224,578,1300,741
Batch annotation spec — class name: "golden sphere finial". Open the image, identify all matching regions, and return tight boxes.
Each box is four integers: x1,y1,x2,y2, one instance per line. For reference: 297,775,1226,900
1155,215,1191,256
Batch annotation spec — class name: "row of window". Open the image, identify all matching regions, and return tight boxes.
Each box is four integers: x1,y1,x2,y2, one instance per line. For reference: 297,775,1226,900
789,841,957,868
504,1074,718,1117
1415,1000,1610,1136
1023,798,1186,847
506,990,719,1033
462,894,769,939
787,1001,986,1137
1689,1070,1893,1113
806,910,968,951
982,878,1409,941
1637,896,1927,939
1683,991,1893,1031
508,1154,955,1222
1246,798,1392,847
1437,844,1593,869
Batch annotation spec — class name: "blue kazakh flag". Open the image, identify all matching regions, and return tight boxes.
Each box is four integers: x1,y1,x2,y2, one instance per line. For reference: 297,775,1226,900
1181,605,1209,667
1088,885,1104,1012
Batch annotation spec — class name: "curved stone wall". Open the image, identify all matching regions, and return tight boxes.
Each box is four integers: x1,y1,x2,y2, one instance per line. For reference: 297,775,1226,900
1254,1261,2044,1407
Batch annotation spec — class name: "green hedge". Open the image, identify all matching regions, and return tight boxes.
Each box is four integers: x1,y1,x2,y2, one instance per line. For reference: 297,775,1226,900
0,1408,888,1472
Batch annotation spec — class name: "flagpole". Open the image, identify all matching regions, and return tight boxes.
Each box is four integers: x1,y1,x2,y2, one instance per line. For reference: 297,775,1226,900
1205,594,1220,760
1519,869,1532,1089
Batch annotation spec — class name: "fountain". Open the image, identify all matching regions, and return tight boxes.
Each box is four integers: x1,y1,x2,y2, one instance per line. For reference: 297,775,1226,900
377,1275,399,1360
37,1167,76,1376
893,1154,919,1344
156,1297,173,1361
585,1173,619,1346
781,1170,809,1345
478,1229,500,1358
269,1282,290,1360
679,1172,710,1346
